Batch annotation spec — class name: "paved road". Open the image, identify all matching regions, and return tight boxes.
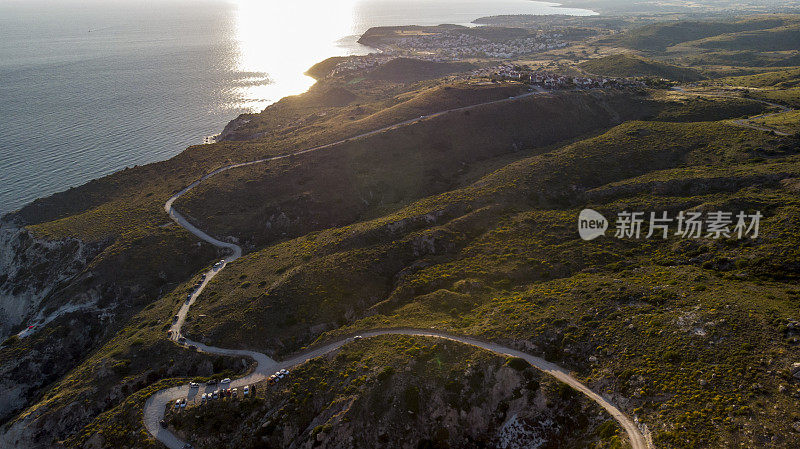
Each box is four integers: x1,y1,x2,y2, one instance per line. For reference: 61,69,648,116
146,89,653,449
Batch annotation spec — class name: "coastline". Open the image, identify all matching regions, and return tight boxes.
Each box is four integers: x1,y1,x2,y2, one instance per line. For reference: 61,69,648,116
0,0,598,216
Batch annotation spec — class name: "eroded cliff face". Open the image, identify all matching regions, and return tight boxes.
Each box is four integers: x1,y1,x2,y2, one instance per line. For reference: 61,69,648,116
0,220,107,339
0,221,104,340
0,218,109,428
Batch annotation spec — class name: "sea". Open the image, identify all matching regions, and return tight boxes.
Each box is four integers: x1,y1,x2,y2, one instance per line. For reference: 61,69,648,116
0,0,594,215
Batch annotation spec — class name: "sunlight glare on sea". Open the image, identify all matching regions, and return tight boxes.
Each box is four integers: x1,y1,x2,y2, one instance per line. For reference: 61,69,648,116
0,0,594,214
231,0,367,111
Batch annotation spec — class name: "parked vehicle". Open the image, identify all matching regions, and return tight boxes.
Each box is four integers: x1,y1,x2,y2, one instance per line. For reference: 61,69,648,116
180,398,187,408
353,335,363,340
207,379,217,386
172,315,179,322
201,393,207,403
243,385,250,396
221,378,231,384
189,382,199,388
160,419,167,428
174,399,181,409
232,388,238,398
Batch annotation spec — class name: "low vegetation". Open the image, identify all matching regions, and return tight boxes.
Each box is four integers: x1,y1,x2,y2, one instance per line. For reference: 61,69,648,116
167,336,627,449
580,54,703,82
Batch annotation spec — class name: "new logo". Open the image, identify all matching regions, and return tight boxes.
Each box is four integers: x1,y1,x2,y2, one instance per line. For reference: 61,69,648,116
578,209,608,241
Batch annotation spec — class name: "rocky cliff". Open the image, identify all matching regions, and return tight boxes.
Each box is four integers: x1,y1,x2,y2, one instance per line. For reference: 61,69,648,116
0,219,104,340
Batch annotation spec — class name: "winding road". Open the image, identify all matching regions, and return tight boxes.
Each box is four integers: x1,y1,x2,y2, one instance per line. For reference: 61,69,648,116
144,87,662,449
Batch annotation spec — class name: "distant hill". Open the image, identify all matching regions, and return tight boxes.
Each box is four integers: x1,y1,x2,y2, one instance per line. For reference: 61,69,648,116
716,67,800,88
580,54,703,81
688,24,800,52
305,57,348,80
366,58,475,83
608,17,790,51
358,25,466,48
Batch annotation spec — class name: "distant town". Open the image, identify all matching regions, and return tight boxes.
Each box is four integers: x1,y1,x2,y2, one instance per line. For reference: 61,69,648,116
486,64,647,89
389,29,569,59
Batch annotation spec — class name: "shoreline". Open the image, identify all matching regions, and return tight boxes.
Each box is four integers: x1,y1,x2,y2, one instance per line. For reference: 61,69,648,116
1,1,598,216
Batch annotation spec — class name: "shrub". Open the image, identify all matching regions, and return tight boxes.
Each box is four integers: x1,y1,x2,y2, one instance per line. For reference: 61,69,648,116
505,356,530,371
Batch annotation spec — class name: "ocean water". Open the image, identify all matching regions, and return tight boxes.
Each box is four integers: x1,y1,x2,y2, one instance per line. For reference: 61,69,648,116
0,0,593,215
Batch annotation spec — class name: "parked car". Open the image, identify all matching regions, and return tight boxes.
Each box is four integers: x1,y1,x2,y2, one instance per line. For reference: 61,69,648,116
207,379,217,386
221,378,231,384
160,419,167,428
201,393,207,403
200,274,206,281
268,375,277,385
243,385,250,396
213,260,225,270
180,398,187,408
189,382,199,388
172,315,179,322
174,399,181,409
231,388,238,398
353,335,363,340
212,390,219,399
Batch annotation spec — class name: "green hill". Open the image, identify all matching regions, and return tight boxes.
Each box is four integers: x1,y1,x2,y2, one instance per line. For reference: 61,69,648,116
366,58,475,83
716,67,800,88
688,24,800,52
609,17,792,51
580,54,704,81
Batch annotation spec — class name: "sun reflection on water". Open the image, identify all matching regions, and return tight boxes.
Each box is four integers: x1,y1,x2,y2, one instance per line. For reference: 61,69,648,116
228,0,596,112
231,0,366,111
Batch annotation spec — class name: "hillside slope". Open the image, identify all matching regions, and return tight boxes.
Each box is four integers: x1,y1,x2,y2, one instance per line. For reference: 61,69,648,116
580,54,703,81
